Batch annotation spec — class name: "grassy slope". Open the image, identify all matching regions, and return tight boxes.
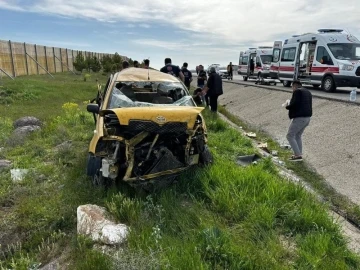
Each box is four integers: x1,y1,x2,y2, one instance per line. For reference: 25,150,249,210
0,72,107,120
218,105,360,229
0,74,358,269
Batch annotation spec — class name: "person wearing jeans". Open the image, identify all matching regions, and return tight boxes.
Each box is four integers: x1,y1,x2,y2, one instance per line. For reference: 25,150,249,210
285,80,312,161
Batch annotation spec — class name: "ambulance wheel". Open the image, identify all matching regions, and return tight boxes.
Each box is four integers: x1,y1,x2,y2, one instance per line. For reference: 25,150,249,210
282,80,291,87
243,76,248,81
322,76,336,92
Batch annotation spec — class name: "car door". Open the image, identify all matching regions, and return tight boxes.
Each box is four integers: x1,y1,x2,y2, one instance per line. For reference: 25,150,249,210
239,52,249,76
311,45,336,84
278,46,297,83
270,41,282,79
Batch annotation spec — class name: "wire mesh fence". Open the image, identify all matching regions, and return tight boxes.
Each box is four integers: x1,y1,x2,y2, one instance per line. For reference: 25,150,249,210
0,39,119,78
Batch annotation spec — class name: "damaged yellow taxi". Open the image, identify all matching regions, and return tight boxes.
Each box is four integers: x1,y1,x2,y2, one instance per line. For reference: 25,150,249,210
86,68,212,188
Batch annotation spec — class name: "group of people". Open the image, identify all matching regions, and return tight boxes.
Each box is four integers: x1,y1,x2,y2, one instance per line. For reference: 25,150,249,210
159,59,223,113
121,57,312,162
121,59,150,69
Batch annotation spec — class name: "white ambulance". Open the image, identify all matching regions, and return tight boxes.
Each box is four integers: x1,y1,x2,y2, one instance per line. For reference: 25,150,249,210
238,47,274,81
270,29,360,92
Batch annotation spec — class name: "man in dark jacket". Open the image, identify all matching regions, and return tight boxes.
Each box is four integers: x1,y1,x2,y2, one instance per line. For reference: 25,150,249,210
202,67,223,112
181,62,192,90
285,80,312,161
160,58,184,82
227,62,233,80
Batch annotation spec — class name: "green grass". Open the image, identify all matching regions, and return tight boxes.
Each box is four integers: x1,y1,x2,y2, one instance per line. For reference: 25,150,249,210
0,74,359,269
0,72,107,120
218,105,360,229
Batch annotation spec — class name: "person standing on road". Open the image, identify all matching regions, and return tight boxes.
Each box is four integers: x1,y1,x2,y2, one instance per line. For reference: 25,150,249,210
201,67,223,112
285,80,312,162
181,62,193,90
160,58,184,82
227,62,233,80
197,65,208,105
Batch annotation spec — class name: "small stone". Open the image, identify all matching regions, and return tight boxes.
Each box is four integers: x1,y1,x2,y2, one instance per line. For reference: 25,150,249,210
280,144,291,149
13,116,42,128
0,160,11,169
55,141,72,151
77,204,129,245
10,169,29,182
271,150,278,156
13,125,41,138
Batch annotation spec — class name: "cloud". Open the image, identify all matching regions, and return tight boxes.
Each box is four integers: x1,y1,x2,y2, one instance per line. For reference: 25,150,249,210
0,0,24,11
138,23,150,28
1,0,360,69
37,40,92,48
1,0,359,45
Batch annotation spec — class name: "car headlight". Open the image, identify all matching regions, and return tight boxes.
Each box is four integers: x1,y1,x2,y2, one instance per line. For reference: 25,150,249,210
339,64,354,71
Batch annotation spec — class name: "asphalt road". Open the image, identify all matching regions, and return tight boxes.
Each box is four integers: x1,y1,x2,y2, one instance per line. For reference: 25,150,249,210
218,82,360,206
192,73,360,104
228,74,360,104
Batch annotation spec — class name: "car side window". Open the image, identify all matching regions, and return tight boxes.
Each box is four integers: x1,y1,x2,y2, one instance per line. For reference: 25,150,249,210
316,46,334,65
281,47,296,62
273,49,281,62
256,56,261,67
241,56,248,65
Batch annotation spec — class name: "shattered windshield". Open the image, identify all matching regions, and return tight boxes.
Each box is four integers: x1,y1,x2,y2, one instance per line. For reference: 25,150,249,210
260,55,273,64
328,43,360,60
108,81,195,109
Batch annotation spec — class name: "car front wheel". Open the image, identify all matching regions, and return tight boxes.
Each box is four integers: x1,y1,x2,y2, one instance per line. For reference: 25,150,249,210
322,76,336,92
199,145,213,165
282,80,291,87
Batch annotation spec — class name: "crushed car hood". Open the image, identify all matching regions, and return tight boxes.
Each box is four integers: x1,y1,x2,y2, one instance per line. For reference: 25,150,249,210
100,106,204,129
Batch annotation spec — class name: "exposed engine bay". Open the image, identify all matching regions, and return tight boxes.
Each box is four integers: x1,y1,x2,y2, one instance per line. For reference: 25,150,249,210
93,114,209,186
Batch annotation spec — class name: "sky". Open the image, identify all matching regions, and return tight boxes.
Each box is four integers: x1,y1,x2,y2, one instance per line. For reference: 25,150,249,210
0,0,360,70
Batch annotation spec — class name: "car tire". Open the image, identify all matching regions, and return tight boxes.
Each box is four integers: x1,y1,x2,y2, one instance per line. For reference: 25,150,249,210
243,76,248,81
322,76,336,92
87,153,109,187
86,153,101,177
199,145,213,165
282,80,291,87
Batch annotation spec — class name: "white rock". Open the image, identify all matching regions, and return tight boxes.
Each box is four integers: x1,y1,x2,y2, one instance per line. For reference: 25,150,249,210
77,204,129,245
101,224,129,245
10,169,29,182
0,159,12,169
14,116,42,128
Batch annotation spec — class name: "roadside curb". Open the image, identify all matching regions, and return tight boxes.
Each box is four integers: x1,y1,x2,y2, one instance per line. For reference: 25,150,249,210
223,80,360,106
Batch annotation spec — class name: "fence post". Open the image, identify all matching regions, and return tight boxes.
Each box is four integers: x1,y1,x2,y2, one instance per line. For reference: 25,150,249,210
65,48,69,71
8,40,16,77
34,44,39,74
23,42,29,75
53,47,56,73
71,50,74,71
59,48,63,72
44,46,48,72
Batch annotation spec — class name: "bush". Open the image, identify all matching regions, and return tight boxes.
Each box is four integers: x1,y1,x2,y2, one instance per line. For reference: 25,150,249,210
73,52,87,72
106,193,142,225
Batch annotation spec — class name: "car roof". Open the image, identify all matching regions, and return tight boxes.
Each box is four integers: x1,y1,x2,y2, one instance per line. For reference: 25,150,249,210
114,67,180,82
